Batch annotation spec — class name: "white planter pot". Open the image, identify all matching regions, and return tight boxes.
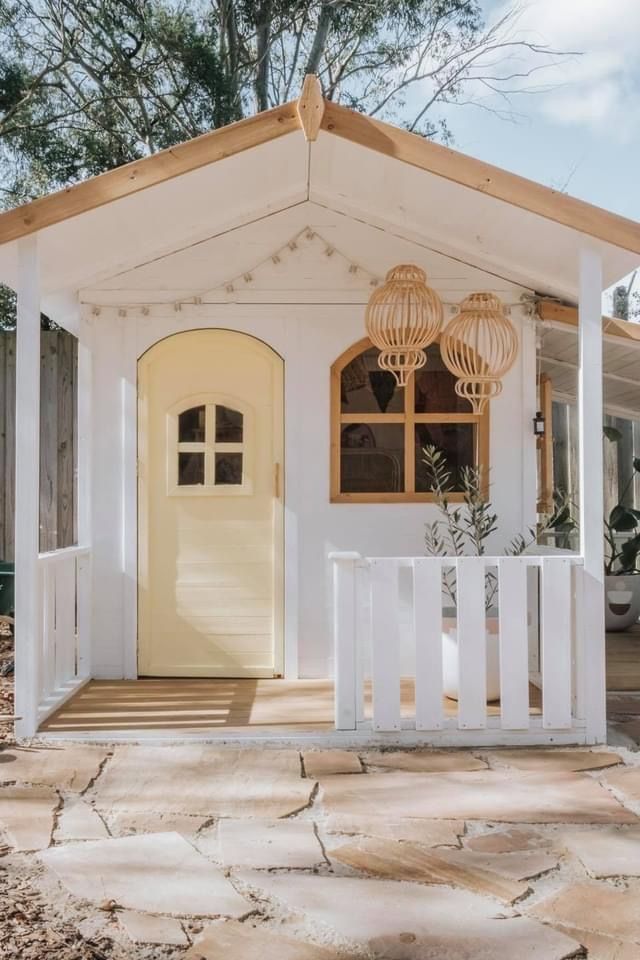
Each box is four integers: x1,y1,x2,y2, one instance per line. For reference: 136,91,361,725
442,617,501,702
605,574,640,632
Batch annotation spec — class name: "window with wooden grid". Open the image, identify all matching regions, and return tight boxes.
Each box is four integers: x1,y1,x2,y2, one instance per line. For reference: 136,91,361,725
330,337,489,503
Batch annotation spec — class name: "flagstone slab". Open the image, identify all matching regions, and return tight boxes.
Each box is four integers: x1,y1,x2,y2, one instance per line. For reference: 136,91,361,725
330,837,528,903
562,827,640,877
94,746,312,817
465,827,548,853
0,784,57,851
118,910,188,946
39,832,251,918
362,750,487,773
529,882,640,944
57,797,109,841
184,920,348,959
320,770,637,823
303,750,362,777
214,818,324,868
441,848,559,882
604,767,640,803
0,745,109,791
107,811,207,838
486,749,622,773
237,871,581,959
325,814,463,846
552,925,640,960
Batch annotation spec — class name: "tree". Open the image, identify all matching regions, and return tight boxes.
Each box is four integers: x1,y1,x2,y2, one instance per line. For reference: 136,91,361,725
0,0,568,206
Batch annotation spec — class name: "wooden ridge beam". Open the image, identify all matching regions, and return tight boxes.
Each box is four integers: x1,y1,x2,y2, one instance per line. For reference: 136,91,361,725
537,299,640,342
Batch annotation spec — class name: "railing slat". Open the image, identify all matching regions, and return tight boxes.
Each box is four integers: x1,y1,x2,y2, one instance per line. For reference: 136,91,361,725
413,558,443,730
41,563,56,699
457,557,487,729
332,553,358,731
541,557,573,729
54,556,77,687
370,558,402,732
498,557,530,730
354,563,370,725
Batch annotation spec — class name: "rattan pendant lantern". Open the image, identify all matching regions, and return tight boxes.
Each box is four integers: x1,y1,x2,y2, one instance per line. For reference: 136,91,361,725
365,264,443,386
440,292,518,413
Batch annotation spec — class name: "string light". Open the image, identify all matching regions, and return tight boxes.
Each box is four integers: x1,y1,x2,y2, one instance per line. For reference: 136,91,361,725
82,231,540,319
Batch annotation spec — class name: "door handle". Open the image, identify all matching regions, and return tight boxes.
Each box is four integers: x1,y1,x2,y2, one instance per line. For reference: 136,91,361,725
274,462,281,499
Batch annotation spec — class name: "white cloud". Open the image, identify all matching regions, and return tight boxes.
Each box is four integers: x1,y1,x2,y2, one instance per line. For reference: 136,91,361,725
488,0,640,139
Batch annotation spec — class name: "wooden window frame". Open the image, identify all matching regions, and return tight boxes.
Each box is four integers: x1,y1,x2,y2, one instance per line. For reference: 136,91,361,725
167,394,253,497
330,336,489,503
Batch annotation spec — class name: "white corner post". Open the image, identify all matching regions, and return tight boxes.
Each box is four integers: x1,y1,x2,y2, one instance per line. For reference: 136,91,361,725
76,309,93,678
14,235,41,738
330,552,360,730
578,246,606,743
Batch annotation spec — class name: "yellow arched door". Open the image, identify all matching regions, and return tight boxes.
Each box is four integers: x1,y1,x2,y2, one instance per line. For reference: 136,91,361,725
137,330,284,677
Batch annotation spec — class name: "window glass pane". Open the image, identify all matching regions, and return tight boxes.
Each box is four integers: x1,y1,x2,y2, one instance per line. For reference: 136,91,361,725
340,423,404,493
216,405,243,443
341,347,404,414
415,423,476,492
415,344,472,413
215,452,243,485
179,406,206,442
178,451,205,486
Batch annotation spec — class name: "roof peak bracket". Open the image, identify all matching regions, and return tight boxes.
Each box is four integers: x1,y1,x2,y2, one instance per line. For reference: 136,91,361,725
297,75,325,142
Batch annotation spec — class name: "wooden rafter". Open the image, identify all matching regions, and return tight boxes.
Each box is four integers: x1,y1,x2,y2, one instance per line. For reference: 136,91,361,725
537,300,640,343
0,103,299,245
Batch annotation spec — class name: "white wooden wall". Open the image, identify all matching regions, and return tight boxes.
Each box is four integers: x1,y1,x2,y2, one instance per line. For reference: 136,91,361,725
86,296,536,682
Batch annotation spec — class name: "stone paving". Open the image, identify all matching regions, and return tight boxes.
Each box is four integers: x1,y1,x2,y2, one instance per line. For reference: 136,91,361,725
2,743,640,957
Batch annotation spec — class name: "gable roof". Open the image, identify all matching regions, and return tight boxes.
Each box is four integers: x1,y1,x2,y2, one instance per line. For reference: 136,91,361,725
1,75,639,258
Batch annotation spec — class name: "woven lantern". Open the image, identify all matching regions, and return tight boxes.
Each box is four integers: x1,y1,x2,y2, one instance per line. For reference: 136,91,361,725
440,292,518,413
365,264,443,386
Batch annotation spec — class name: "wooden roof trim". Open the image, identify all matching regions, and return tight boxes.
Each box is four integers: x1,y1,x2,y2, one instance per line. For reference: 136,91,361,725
0,102,300,245
537,299,640,343
321,101,640,256
297,74,325,141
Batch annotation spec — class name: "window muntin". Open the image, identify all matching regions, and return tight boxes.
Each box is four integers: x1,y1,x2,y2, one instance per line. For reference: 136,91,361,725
172,400,248,494
331,338,488,502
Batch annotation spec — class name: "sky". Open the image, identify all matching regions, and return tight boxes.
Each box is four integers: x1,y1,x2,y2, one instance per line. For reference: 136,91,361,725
436,0,640,222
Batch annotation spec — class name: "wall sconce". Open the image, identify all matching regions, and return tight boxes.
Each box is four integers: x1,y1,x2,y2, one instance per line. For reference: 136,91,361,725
533,411,546,437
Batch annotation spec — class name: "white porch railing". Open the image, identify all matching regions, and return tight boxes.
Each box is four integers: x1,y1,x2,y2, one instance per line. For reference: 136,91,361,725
331,552,592,745
36,545,91,724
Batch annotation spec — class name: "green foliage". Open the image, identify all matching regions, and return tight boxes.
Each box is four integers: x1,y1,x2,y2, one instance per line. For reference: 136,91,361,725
422,444,574,608
0,0,567,206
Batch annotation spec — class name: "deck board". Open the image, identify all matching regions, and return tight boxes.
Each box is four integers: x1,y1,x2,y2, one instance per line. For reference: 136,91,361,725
606,624,640,691
40,677,541,736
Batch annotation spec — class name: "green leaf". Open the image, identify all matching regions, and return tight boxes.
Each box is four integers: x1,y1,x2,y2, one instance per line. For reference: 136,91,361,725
634,457,640,473
604,426,623,443
609,505,640,532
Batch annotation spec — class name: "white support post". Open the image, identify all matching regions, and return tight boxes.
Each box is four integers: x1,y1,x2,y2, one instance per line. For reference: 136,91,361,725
14,236,41,738
76,310,93,678
578,246,606,743
330,552,360,730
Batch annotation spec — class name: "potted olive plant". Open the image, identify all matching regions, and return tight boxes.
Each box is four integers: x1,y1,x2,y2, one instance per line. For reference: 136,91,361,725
422,445,568,701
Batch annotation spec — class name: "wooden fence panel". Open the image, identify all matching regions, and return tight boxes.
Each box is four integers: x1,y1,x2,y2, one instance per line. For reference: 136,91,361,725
0,330,77,561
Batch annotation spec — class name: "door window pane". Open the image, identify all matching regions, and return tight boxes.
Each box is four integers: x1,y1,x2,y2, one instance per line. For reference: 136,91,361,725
415,423,475,492
340,423,404,493
179,406,206,442
415,344,471,413
178,451,205,486
215,452,243,485
341,347,404,414
215,405,243,443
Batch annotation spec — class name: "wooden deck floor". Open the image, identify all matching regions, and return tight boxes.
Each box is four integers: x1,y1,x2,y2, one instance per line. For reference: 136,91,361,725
607,625,640,691
35,628,640,736
40,678,543,736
